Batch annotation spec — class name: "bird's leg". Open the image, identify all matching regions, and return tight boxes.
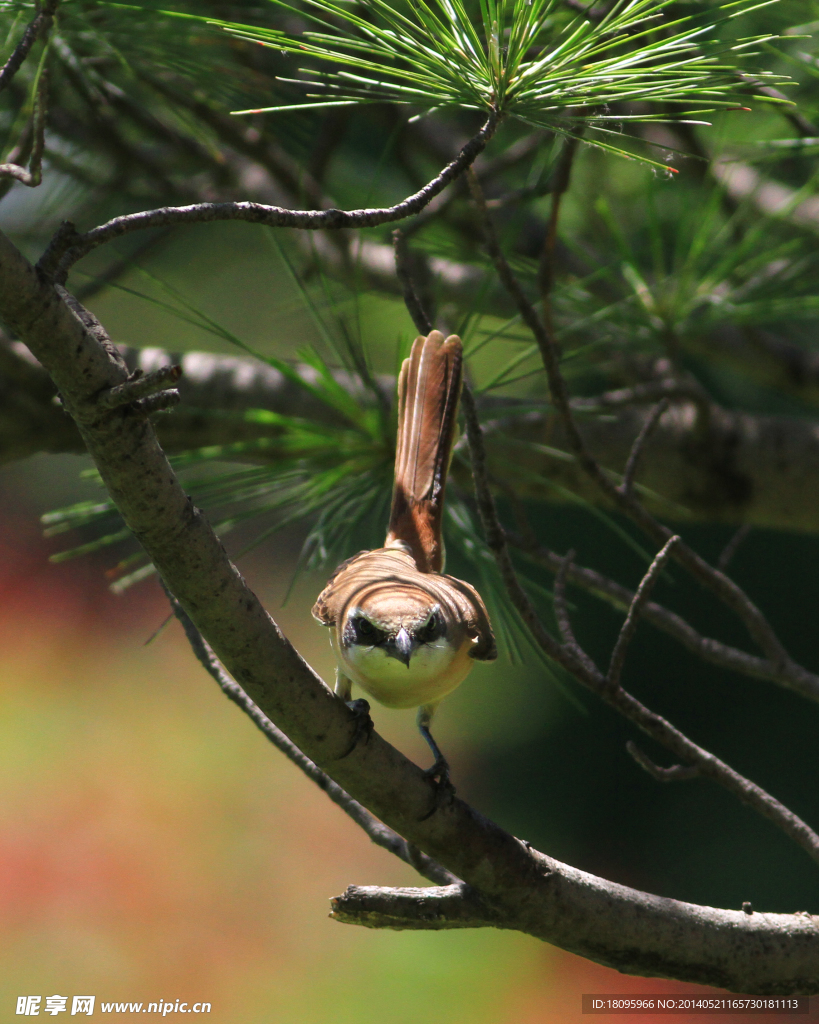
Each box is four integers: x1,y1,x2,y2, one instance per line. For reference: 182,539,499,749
417,703,453,793
335,669,373,757
334,670,352,703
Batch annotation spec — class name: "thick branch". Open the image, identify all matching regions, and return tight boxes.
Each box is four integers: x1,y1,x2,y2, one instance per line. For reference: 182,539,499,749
4,227,819,992
166,590,456,887
330,883,819,962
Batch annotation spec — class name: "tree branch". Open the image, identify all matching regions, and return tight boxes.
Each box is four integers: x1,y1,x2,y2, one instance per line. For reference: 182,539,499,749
607,536,679,688
462,372,819,871
10,339,819,534
38,111,501,282
331,883,501,930
164,587,456,887
626,742,700,783
538,124,583,328
619,398,670,497
6,341,819,707
0,66,48,187
467,169,794,675
0,0,58,93
552,548,578,648
717,524,752,573
4,225,819,992
392,229,433,335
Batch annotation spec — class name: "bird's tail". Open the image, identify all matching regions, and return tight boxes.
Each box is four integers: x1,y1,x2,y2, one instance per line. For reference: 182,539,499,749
385,330,463,573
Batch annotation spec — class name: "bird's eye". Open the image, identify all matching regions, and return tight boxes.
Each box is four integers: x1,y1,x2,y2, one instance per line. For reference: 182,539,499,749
417,613,442,644
354,617,379,641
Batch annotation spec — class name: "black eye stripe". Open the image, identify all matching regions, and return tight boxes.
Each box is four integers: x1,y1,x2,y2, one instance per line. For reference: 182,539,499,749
417,611,444,642
350,615,385,644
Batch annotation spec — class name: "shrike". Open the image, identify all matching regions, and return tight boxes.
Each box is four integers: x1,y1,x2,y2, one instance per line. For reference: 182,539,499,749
313,330,496,782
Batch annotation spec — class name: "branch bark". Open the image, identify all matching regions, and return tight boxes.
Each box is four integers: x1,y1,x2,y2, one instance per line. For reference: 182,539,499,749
3,227,819,993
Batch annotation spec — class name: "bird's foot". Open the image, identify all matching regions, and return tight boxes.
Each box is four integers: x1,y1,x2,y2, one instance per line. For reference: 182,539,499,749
421,756,456,811
339,698,373,759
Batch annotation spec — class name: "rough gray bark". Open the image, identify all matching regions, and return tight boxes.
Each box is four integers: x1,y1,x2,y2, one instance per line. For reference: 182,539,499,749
6,337,819,534
2,226,818,994
484,401,819,533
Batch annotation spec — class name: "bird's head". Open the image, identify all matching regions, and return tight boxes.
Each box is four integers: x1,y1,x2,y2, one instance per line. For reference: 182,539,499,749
340,599,446,669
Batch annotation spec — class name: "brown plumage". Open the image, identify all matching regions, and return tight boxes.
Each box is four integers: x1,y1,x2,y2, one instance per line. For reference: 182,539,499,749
312,331,495,775
385,329,462,573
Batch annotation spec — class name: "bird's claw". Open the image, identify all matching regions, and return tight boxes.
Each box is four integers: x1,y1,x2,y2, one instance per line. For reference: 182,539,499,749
339,698,373,758
423,756,456,800
419,758,456,820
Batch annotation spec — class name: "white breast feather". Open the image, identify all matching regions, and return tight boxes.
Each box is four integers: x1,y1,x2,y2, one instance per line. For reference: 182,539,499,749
332,636,471,709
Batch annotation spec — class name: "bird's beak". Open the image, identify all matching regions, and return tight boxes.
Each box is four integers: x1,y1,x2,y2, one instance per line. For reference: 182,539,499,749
385,627,414,668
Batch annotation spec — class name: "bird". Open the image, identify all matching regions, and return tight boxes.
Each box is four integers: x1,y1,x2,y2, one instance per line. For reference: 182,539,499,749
312,330,496,785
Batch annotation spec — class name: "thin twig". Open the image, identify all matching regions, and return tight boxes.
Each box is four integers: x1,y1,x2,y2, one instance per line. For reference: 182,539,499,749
467,167,792,672
0,0,58,93
38,111,502,281
553,549,578,647
462,382,587,672
718,524,752,573
139,390,180,415
0,66,49,188
507,533,819,705
163,585,457,887
0,162,39,185
619,397,670,496
393,229,433,335
626,742,700,782
570,377,708,412
607,536,680,688
401,131,548,242
538,126,583,328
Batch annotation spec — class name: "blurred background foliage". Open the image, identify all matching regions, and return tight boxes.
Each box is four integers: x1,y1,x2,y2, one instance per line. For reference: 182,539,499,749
3,0,819,1017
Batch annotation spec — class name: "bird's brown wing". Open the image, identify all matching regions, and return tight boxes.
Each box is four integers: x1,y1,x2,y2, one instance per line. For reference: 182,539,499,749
385,330,462,573
311,549,369,625
439,573,497,662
